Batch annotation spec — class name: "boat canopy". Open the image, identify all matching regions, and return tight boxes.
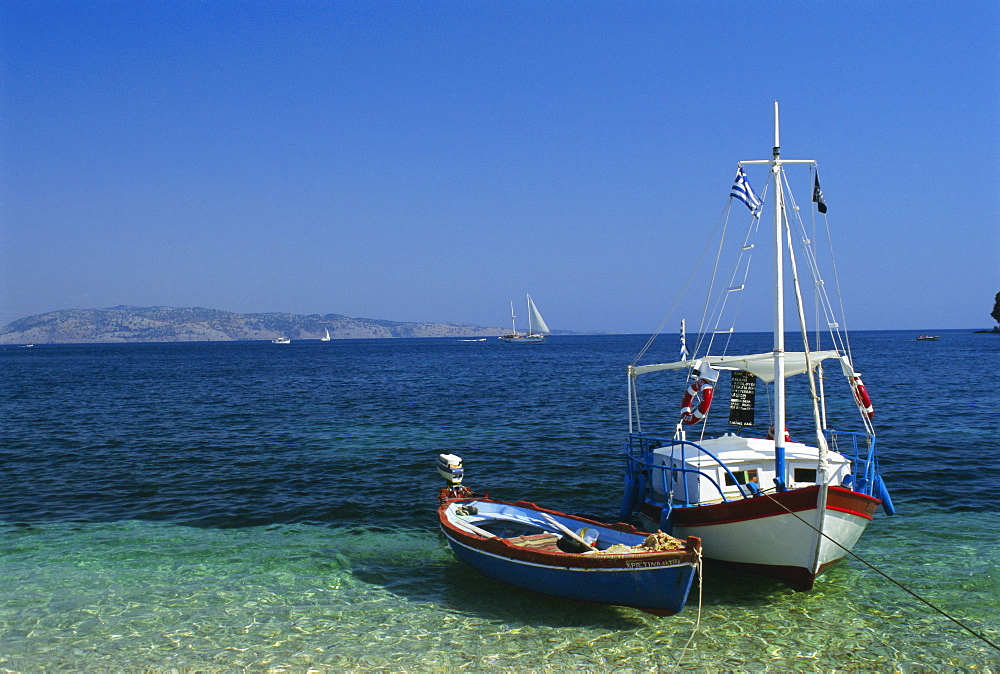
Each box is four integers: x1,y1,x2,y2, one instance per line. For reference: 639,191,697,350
630,350,843,384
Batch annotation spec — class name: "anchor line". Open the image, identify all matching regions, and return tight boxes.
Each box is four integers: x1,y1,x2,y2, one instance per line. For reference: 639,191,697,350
674,548,704,668
757,489,999,651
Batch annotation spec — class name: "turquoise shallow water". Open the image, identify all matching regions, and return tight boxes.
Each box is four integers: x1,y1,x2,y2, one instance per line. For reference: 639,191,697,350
0,512,996,670
1,332,998,670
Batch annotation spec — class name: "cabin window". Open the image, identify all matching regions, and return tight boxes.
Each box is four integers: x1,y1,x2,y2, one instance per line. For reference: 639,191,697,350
724,469,759,487
794,468,818,484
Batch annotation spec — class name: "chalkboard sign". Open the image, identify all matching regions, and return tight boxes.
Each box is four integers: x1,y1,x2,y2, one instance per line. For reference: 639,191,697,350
729,370,756,426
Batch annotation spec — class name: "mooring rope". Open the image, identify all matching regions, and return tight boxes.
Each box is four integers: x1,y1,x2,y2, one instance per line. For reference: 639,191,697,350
673,548,704,668
757,490,999,651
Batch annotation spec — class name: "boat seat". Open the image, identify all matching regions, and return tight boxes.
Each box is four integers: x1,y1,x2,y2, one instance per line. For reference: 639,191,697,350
508,533,561,549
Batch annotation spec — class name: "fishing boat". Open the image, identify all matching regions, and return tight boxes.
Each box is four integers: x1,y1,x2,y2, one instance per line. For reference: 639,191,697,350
499,294,550,343
436,454,702,616
320,328,331,341
916,335,939,341
272,337,291,344
616,103,894,591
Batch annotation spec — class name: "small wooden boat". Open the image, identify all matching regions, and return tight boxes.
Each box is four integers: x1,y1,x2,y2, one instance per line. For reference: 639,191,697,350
436,454,701,616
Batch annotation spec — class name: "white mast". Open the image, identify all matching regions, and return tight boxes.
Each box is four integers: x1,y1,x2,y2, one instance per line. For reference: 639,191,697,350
772,100,787,489
509,301,517,336
738,103,815,487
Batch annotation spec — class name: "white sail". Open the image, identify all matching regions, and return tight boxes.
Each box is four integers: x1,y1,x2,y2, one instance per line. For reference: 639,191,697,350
526,295,550,335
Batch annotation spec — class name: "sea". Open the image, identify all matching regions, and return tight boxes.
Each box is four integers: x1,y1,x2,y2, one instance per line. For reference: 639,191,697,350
1,331,997,671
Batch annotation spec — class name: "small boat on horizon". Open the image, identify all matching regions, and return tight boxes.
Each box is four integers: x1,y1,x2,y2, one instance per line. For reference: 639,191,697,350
499,294,550,343
916,335,939,341
320,328,331,341
436,454,702,616
272,337,291,344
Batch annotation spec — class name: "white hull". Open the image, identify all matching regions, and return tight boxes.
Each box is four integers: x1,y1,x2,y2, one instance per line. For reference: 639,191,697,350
500,334,545,343
636,485,878,589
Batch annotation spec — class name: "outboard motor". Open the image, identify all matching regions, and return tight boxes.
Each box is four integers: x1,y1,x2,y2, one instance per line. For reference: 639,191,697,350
437,453,464,485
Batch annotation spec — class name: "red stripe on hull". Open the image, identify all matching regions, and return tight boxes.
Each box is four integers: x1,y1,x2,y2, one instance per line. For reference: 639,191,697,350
638,486,880,591
656,485,880,528
439,495,702,570
441,526,701,570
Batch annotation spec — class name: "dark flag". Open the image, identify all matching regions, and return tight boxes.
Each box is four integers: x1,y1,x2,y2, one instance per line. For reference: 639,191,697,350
813,174,827,213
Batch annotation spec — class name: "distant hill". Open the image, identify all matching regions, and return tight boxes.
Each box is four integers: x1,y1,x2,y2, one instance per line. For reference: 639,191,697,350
0,306,505,344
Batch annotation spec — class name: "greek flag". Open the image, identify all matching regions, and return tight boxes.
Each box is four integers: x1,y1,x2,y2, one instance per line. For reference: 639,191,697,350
731,167,761,216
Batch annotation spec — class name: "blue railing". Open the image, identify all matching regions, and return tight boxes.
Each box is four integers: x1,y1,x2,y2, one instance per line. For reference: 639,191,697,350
620,428,893,518
622,433,751,508
825,429,878,495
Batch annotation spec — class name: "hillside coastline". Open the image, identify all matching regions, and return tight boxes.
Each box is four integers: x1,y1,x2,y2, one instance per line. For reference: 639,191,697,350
0,306,505,344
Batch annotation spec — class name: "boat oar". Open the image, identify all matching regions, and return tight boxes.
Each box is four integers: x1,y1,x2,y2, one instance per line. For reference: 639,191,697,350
451,516,496,538
540,513,598,552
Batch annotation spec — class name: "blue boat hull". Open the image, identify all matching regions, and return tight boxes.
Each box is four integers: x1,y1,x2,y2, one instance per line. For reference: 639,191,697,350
442,530,698,615
437,490,701,615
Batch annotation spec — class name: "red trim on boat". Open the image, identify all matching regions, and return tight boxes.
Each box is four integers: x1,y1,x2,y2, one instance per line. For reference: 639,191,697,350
660,485,880,527
438,492,703,571
442,525,701,570
826,505,872,519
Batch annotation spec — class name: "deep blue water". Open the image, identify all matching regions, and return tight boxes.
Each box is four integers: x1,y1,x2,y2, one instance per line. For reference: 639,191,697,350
1,331,998,669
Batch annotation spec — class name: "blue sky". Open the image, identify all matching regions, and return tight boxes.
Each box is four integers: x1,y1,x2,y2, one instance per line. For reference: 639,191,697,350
1,1,997,333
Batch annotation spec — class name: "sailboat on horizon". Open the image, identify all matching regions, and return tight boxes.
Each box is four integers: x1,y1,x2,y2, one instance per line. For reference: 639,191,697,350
320,328,331,341
500,294,550,343
615,102,894,591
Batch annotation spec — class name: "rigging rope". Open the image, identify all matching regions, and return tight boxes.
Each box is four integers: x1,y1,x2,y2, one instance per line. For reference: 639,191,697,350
815,171,857,366
698,182,768,362
757,490,999,651
632,201,734,367
673,547,704,668
781,166,875,434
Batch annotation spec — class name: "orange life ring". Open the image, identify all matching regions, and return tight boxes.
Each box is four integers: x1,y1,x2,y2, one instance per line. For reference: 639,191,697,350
680,378,714,425
851,376,874,419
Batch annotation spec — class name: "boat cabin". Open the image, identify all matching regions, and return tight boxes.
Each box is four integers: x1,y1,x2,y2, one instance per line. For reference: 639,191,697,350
649,433,853,506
